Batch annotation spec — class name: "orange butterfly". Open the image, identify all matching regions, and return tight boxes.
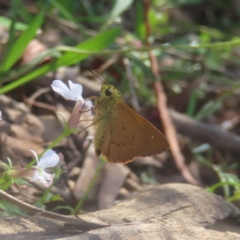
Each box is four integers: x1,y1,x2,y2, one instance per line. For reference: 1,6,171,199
93,84,169,163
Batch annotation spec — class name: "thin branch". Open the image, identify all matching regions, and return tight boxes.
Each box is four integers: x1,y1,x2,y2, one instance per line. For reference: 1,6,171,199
170,109,240,154
0,189,108,230
144,0,199,185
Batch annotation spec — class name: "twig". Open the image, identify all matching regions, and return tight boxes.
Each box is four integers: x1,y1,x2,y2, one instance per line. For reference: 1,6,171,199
0,189,108,230
170,109,240,154
95,55,120,73
154,84,199,185
143,0,199,185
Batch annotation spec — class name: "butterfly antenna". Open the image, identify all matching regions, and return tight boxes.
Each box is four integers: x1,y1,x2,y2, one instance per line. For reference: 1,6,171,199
88,90,101,98
88,70,108,85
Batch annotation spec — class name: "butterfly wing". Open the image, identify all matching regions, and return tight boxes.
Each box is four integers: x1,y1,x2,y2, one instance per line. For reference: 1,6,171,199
100,102,169,163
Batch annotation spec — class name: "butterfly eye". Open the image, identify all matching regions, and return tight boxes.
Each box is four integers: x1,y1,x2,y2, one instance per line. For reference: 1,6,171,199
105,88,113,96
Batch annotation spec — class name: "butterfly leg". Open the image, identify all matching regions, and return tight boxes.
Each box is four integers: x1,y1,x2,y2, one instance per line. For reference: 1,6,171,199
77,119,100,136
78,119,95,123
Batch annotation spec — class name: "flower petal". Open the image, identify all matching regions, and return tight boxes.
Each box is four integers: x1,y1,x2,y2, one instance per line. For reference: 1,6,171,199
29,149,39,163
38,149,60,170
51,80,77,101
68,80,83,101
68,100,84,129
43,171,55,186
38,174,54,187
30,171,39,182
83,100,93,114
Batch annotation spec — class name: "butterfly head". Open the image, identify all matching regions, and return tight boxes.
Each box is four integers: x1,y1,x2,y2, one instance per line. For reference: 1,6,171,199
100,84,121,99
95,84,122,112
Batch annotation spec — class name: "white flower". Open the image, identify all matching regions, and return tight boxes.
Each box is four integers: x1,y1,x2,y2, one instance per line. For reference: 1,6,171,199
0,111,2,120
51,80,84,101
51,79,93,113
29,149,60,187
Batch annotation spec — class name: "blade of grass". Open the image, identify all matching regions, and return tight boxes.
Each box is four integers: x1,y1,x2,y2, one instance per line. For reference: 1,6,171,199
4,0,19,64
194,100,222,121
101,0,133,30
0,16,28,31
207,182,240,193
0,12,44,72
49,0,85,34
0,48,61,84
5,16,17,61
186,89,197,117
81,0,94,18
54,28,121,67
135,1,145,39
0,28,121,94
50,0,77,23
128,54,155,81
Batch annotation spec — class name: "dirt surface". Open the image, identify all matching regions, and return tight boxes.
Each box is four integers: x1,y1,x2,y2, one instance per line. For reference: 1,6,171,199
0,183,239,240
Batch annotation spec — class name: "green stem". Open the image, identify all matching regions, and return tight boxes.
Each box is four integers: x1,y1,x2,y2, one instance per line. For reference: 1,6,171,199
39,175,58,203
56,38,240,55
1,179,13,191
72,157,106,215
2,38,240,85
44,128,73,153
207,181,240,193
26,125,75,168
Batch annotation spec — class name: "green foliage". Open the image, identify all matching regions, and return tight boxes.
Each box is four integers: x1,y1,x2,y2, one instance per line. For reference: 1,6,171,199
38,192,63,204
195,100,222,121
101,0,133,30
0,200,26,217
193,145,240,202
53,205,75,214
0,28,121,94
208,164,240,201
0,16,28,31
0,12,44,72
186,89,197,116
0,159,31,190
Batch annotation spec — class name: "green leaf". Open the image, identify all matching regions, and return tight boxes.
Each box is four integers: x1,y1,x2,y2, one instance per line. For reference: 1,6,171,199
128,54,155,81
50,194,63,202
0,12,44,72
101,0,133,30
228,190,240,202
55,28,121,67
186,89,197,116
49,0,86,34
14,178,32,186
0,16,28,31
39,192,62,204
34,200,46,210
0,199,26,217
49,0,77,24
53,205,74,213
0,28,121,94
194,100,222,121
135,2,145,39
